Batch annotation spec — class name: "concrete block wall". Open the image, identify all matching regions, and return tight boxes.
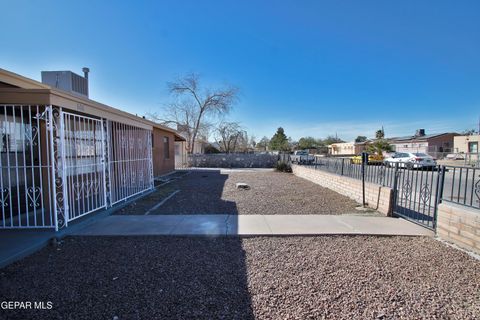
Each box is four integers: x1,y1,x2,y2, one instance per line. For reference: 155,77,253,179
188,153,278,168
292,165,393,215
437,202,480,254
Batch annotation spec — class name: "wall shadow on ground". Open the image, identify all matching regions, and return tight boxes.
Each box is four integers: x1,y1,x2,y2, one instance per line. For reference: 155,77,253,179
0,170,254,320
156,170,239,215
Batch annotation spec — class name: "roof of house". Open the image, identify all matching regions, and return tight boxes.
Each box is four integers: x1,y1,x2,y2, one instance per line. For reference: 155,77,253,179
388,132,458,143
0,68,185,141
328,140,371,147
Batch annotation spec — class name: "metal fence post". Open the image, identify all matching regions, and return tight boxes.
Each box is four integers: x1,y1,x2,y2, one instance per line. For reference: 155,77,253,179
341,158,345,176
433,165,446,230
58,108,69,227
391,163,400,212
361,158,366,207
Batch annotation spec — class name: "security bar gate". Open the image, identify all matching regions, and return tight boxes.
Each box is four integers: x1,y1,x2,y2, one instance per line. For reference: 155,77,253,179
62,112,107,222
392,166,445,230
0,105,154,231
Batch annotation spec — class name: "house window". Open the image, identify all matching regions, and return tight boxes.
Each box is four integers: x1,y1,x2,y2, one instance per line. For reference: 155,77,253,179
1,118,28,153
164,136,170,159
469,142,478,153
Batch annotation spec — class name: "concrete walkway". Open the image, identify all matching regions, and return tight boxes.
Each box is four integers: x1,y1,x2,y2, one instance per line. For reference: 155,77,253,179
0,229,56,267
71,214,433,236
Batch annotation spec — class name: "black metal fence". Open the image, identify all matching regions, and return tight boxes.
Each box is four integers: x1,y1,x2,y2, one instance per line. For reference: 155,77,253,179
308,157,397,188
288,156,480,211
442,166,480,209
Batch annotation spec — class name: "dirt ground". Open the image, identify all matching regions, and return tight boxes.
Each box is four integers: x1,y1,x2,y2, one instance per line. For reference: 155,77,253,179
0,236,478,319
116,169,360,215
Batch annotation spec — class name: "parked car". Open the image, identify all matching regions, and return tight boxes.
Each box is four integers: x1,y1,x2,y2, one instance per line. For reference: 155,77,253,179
445,153,465,160
290,150,315,164
384,152,436,169
351,153,384,165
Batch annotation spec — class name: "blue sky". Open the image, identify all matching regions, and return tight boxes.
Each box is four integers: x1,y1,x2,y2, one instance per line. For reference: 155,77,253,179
1,0,479,141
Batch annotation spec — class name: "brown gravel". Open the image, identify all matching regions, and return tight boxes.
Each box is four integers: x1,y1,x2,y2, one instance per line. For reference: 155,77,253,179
113,184,177,215
1,236,479,319
245,236,480,319
154,170,359,215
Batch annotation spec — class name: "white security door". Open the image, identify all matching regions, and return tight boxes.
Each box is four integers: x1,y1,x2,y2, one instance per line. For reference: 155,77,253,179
62,112,107,222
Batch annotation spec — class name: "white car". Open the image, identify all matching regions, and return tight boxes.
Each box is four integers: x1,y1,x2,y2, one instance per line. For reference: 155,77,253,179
290,150,315,164
384,152,436,169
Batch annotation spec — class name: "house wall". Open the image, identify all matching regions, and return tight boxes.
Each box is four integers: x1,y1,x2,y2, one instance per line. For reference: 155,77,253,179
426,134,456,153
152,127,175,177
354,144,367,154
292,165,393,215
391,134,456,156
329,142,367,156
330,142,354,155
175,141,188,168
454,135,480,153
188,153,278,168
391,141,429,154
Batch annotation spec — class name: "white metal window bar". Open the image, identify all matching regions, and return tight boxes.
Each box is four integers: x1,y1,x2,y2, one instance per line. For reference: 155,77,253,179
109,121,153,205
0,105,154,230
0,105,55,228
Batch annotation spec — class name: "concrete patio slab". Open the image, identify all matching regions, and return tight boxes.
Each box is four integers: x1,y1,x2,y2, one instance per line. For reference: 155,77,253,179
168,215,228,235
263,215,356,235
0,229,55,267
336,215,434,236
226,215,273,235
70,215,184,236
70,214,434,237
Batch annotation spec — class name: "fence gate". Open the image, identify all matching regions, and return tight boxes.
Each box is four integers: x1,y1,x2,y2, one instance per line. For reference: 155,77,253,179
392,166,444,230
61,111,107,224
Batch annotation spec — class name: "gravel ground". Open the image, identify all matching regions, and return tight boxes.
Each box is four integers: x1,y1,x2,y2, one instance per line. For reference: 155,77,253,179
113,184,177,215
154,170,359,215
114,171,188,215
1,236,479,319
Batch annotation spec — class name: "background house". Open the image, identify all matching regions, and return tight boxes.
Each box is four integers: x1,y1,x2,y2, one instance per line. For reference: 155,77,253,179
328,141,368,156
453,134,479,165
388,129,458,159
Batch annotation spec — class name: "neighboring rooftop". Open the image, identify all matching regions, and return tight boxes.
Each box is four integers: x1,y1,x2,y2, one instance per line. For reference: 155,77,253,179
388,129,458,142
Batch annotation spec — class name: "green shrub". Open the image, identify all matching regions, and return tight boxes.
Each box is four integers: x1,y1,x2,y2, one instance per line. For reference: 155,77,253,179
276,161,292,173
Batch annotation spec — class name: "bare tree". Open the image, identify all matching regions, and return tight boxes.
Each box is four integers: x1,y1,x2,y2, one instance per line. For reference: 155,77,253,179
235,130,251,153
149,73,238,153
256,136,270,151
215,121,244,153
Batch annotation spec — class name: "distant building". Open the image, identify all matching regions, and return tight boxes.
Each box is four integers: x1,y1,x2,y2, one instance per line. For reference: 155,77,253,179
328,141,369,156
388,129,458,158
176,124,209,154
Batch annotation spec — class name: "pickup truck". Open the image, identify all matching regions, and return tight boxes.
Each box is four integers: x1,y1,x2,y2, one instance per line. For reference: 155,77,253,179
290,150,315,164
